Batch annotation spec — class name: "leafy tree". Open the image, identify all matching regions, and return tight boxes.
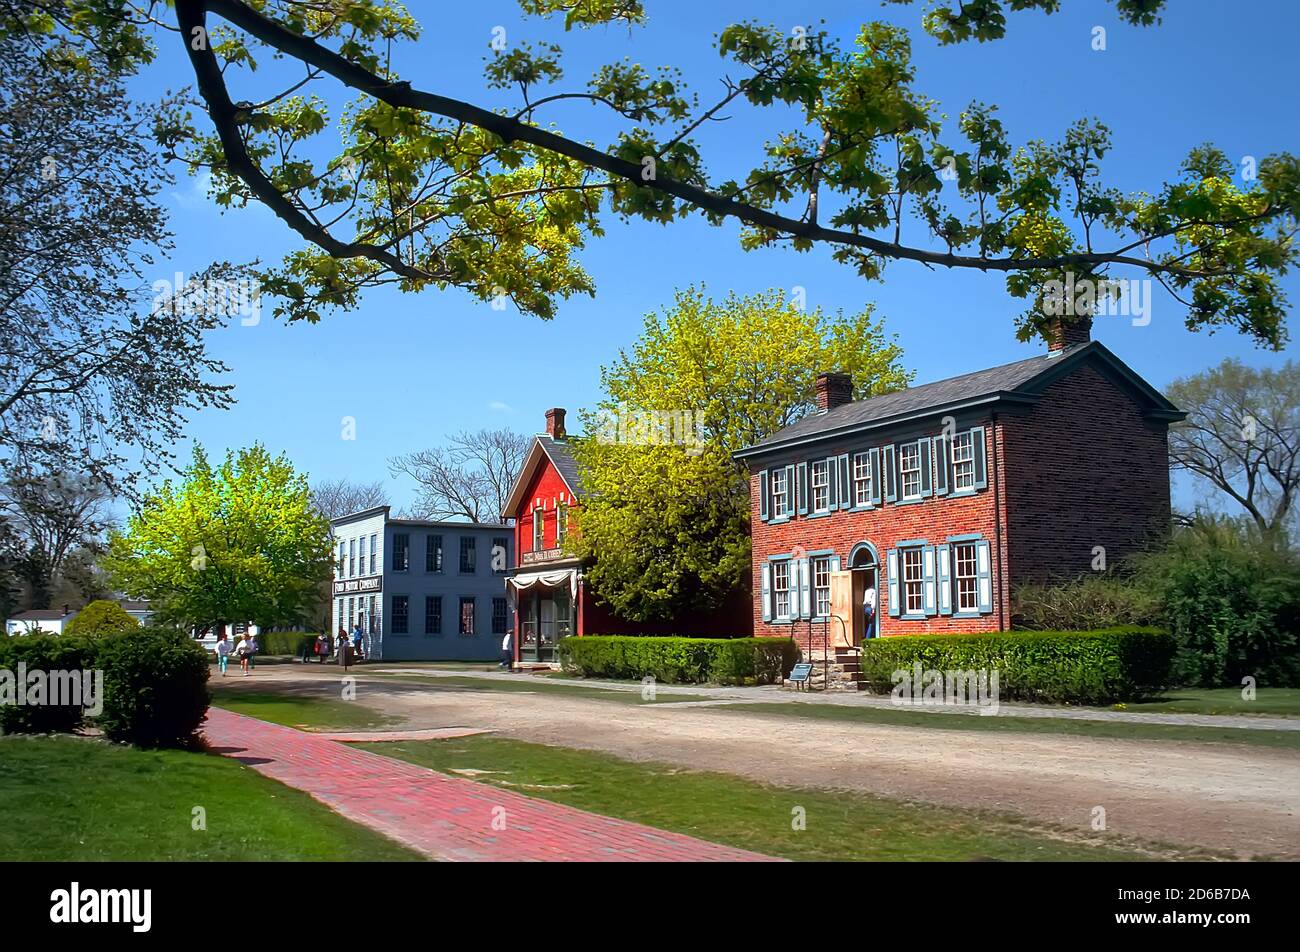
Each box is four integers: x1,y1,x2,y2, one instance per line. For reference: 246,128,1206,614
0,24,242,492
390,429,529,522
1136,516,1300,688
105,444,334,629
571,287,910,619
64,599,140,640
1166,359,1298,541
16,1,1296,346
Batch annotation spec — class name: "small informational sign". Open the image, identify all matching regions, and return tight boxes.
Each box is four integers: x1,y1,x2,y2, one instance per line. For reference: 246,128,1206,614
788,662,814,683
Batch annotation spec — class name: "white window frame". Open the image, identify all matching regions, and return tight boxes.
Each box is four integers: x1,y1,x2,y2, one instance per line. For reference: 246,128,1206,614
951,431,976,492
770,469,789,519
812,556,831,617
556,502,568,545
852,452,872,506
954,541,979,613
811,461,830,513
772,560,791,619
899,442,922,500
902,547,925,615
533,508,544,552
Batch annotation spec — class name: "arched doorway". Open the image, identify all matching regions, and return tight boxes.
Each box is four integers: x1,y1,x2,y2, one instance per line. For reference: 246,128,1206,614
848,542,879,643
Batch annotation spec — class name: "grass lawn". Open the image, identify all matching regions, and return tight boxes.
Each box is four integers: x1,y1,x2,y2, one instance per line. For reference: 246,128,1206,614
1099,688,1300,717
0,734,419,861
210,684,401,731
367,735,1222,861
715,701,1300,749
365,671,719,705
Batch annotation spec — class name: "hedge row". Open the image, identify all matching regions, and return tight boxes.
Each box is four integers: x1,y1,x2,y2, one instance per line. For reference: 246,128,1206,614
253,630,319,655
860,627,1175,704
0,628,210,747
558,636,799,685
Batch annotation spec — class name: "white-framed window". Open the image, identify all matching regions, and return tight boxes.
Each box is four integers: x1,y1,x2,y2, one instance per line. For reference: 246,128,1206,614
370,534,377,572
811,461,830,512
533,508,544,551
952,431,976,491
852,452,871,506
358,540,366,576
899,442,922,500
770,469,789,518
954,541,979,613
338,541,346,576
556,502,568,545
772,560,791,619
349,538,356,576
812,556,831,617
902,548,924,615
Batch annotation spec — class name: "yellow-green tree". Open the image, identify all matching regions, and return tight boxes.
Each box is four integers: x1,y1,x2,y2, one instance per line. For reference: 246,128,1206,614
105,445,333,629
570,287,910,621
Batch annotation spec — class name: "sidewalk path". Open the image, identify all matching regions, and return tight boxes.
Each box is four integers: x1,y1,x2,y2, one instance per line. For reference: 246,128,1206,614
203,707,778,862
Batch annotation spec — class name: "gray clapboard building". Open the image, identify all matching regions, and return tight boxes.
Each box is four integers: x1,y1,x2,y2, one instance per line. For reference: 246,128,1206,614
330,507,514,661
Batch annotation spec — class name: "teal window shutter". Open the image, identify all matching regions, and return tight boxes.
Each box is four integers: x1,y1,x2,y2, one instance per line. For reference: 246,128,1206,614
869,447,882,505
783,464,795,516
883,445,897,502
933,436,949,496
919,439,933,497
972,426,988,490
922,545,937,616
825,456,838,510
976,539,993,613
761,561,771,622
759,469,770,521
936,543,952,616
797,462,809,516
838,454,851,506
798,558,812,619
886,549,900,617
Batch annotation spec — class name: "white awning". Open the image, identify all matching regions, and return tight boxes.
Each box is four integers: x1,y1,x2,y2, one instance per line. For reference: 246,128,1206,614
507,568,579,599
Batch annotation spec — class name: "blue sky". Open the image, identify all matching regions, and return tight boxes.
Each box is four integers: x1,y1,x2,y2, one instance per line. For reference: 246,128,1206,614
135,0,1299,514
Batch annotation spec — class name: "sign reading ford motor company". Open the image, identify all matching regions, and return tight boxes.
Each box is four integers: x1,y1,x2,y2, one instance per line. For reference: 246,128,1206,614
333,575,382,596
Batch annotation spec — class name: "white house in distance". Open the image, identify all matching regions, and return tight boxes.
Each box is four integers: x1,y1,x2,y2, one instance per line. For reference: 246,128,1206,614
5,599,155,636
5,606,78,636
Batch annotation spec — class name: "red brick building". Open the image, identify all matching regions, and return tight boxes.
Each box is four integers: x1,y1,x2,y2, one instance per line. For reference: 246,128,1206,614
734,320,1184,656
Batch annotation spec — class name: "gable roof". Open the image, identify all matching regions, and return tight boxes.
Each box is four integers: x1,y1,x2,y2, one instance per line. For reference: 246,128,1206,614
502,434,583,518
736,341,1183,460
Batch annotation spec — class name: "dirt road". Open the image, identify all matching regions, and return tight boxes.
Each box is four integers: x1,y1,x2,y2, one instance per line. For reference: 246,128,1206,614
219,667,1300,860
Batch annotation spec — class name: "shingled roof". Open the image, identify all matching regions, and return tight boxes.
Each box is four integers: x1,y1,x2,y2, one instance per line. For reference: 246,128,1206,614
736,341,1182,459
537,434,582,496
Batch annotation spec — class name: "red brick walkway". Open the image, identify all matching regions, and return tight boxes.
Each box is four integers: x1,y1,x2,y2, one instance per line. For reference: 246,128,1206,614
203,708,778,862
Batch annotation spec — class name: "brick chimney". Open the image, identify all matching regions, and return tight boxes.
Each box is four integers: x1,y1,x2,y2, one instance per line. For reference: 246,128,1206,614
814,372,854,413
545,407,567,439
1047,314,1092,355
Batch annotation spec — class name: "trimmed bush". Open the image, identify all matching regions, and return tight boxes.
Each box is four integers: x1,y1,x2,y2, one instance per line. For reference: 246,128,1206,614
253,630,318,656
94,627,211,748
558,636,798,685
64,600,140,640
859,627,1175,704
0,633,95,734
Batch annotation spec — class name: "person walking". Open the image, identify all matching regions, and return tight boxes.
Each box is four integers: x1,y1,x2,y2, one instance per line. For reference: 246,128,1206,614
235,632,250,676
337,628,351,671
214,633,232,677
862,583,878,643
499,628,513,670
316,632,330,664
351,622,365,664
245,631,259,671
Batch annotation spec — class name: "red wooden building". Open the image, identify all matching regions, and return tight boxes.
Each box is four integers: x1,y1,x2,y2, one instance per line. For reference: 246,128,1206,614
734,318,1184,658
502,407,752,664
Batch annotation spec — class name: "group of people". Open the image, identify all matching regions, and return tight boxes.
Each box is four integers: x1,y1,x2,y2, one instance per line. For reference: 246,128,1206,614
212,631,258,676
